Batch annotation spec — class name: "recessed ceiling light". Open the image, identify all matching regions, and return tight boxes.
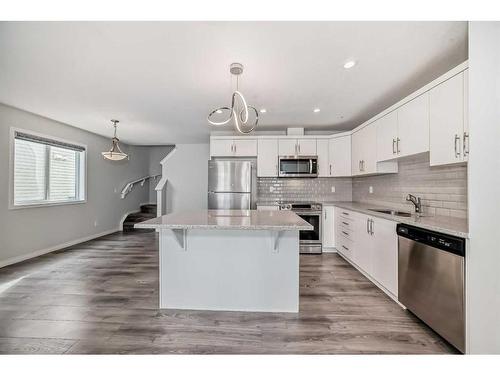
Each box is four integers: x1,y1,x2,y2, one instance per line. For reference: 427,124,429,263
343,60,357,69
260,108,267,113
313,108,321,113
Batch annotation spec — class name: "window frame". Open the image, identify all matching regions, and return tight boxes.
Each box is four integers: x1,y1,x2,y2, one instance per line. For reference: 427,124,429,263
9,127,88,209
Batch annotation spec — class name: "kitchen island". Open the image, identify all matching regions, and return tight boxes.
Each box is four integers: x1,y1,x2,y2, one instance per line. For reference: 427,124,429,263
135,209,312,313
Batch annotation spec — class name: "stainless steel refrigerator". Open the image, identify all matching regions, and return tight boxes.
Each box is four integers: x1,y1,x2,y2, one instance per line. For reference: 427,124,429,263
207,160,253,209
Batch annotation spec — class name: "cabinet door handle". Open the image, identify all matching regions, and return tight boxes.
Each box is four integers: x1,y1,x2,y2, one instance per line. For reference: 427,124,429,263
463,132,469,157
454,134,461,158
370,219,374,235
342,245,349,251
342,221,349,226
329,164,332,176
366,218,370,234
342,212,349,216
392,139,396,154
298,143,301,154
396,138,400,154
342,231,349,236
324,210,327,220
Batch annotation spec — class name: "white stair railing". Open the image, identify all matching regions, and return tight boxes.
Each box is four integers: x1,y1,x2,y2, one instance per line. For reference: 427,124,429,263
121,175,160,199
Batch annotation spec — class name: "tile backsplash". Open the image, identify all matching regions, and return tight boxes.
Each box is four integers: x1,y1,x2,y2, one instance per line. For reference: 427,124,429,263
257,153,467,219
352,153,467,218
257,177,352,203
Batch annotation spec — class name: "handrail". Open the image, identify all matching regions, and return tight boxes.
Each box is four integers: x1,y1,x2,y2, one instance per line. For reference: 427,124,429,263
121,174,160,199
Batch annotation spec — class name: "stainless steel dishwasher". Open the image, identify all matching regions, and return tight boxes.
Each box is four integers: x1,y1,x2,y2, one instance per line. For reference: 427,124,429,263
397,224,466,353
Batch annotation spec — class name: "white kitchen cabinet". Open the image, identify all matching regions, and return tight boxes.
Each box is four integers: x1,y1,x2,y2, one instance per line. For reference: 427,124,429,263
429,71,467,166
210,138,257,157
278,138,317,156
376,111,398,162
397,92,430,158
328,135,352,177
336,208,398,299
257,139,278,177
210,139,235,157
233,139,257,156
370,217,398,297
352,122,398,176
376,93,430,162
463,69,469,162
316,139,330,177
354,214,373,276
297,139,317,155
278,139,297,156
322,206,335,248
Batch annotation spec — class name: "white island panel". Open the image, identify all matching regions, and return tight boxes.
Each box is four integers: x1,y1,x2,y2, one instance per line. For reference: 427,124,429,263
159,228,299,313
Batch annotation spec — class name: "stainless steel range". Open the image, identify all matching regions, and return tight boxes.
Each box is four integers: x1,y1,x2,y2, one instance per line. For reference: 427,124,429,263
279,202,322,254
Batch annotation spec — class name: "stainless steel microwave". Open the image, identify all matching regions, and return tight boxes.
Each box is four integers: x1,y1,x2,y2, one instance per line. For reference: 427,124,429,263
278,156,318,178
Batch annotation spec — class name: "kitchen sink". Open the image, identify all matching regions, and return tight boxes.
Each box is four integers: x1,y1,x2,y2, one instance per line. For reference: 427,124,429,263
368,208,412,217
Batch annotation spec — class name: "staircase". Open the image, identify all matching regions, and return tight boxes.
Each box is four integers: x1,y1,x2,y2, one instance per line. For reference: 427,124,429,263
123,204,157,232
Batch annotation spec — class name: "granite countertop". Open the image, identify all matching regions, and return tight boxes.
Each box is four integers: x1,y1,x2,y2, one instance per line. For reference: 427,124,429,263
135,209,313,231
326,201,469,238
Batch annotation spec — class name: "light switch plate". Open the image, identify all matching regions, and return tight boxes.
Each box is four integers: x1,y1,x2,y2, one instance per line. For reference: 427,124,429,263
369,186,374,194
331,186,336,193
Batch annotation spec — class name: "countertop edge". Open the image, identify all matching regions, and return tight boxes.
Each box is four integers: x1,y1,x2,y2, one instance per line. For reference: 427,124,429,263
134,223,313,231
329,202,469,239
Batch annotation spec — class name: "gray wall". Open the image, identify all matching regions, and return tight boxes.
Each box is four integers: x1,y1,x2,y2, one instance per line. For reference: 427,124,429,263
467,22,500,354
352,153,467,218
257,177,352,203
0,103,154,266
162,143,209,213
143,145,175,203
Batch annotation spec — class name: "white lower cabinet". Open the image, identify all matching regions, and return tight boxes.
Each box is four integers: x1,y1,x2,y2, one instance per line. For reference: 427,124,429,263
370,217,398,297
334,207,398,298
322,206,335,248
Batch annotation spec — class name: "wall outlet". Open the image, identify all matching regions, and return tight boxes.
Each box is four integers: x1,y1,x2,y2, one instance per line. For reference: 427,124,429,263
331,186,336,193
369,186,374,194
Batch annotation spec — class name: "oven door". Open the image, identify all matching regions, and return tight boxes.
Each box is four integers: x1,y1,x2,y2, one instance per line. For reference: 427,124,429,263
295,211,322,253
279,157,318,178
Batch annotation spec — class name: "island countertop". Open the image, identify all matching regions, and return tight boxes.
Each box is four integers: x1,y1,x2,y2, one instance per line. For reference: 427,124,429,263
135,209,313,231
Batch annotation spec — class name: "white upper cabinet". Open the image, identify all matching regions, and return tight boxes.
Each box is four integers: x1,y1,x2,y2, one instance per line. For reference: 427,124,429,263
397,93,430,158
278,138,317,156
376,93,430,162
297,139,317,155
257,139,278,177
376,111,398,162
210,138,257,157
328,135,352,177
278,139,297,156
463,69,469,162
352,122,398,176
429,71,467,166
316,139,330,177
210,139,234,157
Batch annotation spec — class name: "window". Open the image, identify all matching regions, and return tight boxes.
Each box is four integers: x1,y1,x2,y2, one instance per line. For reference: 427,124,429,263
12,130,86,207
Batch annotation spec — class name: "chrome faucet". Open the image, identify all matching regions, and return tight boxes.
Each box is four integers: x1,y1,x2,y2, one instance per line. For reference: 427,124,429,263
406,194,422,214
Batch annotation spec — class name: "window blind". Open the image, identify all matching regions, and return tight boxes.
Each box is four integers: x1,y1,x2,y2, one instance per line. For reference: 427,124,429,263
13,131,85,206
14,131,86,152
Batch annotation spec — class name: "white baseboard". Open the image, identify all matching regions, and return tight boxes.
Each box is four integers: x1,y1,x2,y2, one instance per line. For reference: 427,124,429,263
322,247,338,253
0,227,119,269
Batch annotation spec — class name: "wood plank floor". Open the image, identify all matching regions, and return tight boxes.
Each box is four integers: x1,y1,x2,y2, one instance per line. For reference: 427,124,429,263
0,231,457,354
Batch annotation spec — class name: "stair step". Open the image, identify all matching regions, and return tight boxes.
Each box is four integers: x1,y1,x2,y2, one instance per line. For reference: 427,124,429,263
140,204,157,214
125,212,156,222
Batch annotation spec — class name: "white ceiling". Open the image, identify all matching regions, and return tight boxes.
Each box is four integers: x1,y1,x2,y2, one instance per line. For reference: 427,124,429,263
0,22,467,145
